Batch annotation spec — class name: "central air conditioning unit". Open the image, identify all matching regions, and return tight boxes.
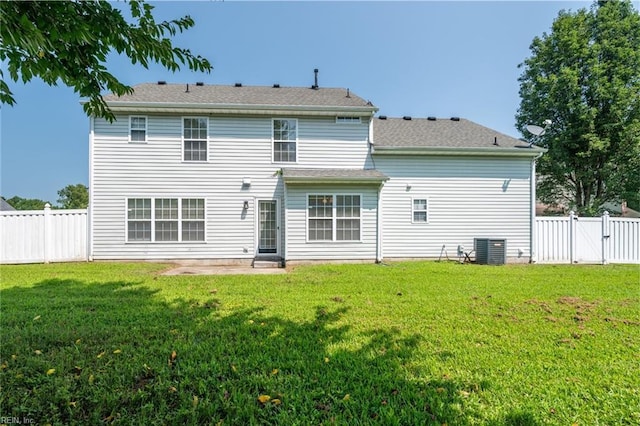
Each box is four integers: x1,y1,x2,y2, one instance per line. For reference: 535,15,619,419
474,238,507,265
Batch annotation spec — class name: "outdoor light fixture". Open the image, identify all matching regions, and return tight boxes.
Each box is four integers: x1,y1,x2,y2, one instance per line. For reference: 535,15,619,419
243,200,249,210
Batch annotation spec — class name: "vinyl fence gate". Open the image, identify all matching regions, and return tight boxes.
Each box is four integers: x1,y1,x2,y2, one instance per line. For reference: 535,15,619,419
535,212,640,264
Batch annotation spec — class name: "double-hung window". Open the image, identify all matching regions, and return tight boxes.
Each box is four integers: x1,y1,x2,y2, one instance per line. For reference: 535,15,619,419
308,194,361,242
183,117,208,161
273,119,297,162
412,198,429,223
308,195,334,241
182,198,205,241
126,198,205,242
155,199,178,241
336,195,361,240
127,198,151,241
130,116,147,142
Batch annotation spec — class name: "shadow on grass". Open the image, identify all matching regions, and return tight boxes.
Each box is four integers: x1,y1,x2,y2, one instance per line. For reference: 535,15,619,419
2,278,493,424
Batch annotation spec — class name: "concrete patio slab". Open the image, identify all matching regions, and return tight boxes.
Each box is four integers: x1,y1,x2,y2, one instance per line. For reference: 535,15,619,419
161,265,287,276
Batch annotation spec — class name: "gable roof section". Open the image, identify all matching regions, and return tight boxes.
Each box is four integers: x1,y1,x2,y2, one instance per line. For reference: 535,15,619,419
372,117,545,157
1,199,16,211
101,83,377,115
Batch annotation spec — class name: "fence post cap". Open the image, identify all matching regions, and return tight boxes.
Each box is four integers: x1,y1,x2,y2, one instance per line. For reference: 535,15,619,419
44,203,51,210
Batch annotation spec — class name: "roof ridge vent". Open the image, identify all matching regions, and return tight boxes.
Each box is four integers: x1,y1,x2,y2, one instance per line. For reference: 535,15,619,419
427,116,436,121
450,116,460,121
273,83,280,88
196,82,204,86
378,115,387,120
403,116,412,121
234,83,242,87
157,81,166,85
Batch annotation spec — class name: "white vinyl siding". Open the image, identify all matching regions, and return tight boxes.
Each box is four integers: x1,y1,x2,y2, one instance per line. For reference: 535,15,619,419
377,156,532,260
183,117,208,162
285,185,378,261
129,116,147,142
273,119,297,163
126,198,205,243
91,114,370,260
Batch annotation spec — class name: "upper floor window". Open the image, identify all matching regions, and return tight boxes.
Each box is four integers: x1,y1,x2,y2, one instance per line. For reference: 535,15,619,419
412,198,429,223
273,119,297,163
183,117,208,162
336,116,361,124
130,116,147,142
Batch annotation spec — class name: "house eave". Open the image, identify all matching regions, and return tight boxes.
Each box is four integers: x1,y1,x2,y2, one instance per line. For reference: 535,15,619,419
372,145,547,157
100,101,378,117
283,176,389,185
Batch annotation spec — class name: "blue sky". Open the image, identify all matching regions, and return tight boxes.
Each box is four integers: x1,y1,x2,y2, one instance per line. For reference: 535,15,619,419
2,0,619,203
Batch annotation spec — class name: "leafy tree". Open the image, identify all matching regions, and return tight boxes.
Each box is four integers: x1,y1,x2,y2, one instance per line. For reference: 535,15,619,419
4,196,49,210
516,0,640,215
57,184,89,209
0,0,212,121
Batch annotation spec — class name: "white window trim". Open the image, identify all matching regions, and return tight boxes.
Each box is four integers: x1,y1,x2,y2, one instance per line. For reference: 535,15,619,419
411,197,430,224
125,197,206,243
129,116,147,143
306,193,362,243
336,116,362,124
272,118,298,164
182,117,209,162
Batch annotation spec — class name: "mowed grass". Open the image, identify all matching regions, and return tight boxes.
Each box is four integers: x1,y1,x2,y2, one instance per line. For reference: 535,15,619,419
0,261,638,425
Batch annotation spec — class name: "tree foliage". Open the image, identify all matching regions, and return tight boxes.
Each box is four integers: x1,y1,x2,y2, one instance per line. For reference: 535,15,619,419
516,0,640,215
4,196,49,211
0,0,212,121
57,184,89,209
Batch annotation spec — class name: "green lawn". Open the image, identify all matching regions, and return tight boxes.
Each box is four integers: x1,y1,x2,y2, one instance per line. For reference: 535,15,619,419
0,261,638,425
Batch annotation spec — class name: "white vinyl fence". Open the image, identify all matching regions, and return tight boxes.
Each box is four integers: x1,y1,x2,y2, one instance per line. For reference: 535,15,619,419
0,204,88,264
1,206,638,265
535,212,640,264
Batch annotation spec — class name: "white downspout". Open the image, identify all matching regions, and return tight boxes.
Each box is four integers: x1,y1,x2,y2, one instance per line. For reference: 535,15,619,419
376,181,384,263
368,114,384,263
530,153,543,263
282,172,288,265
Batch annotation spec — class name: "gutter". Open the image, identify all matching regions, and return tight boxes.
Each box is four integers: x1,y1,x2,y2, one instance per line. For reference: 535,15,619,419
102,102,378,117
372,146,547,158
282,176,389,185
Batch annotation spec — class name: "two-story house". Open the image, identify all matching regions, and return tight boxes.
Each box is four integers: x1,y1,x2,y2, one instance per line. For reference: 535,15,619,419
89,82,544,265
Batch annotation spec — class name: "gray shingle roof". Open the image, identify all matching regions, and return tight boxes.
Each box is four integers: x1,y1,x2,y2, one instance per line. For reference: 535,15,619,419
282,168,388,183
103,83,375,109
1,199,16,211
373,117,535,150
